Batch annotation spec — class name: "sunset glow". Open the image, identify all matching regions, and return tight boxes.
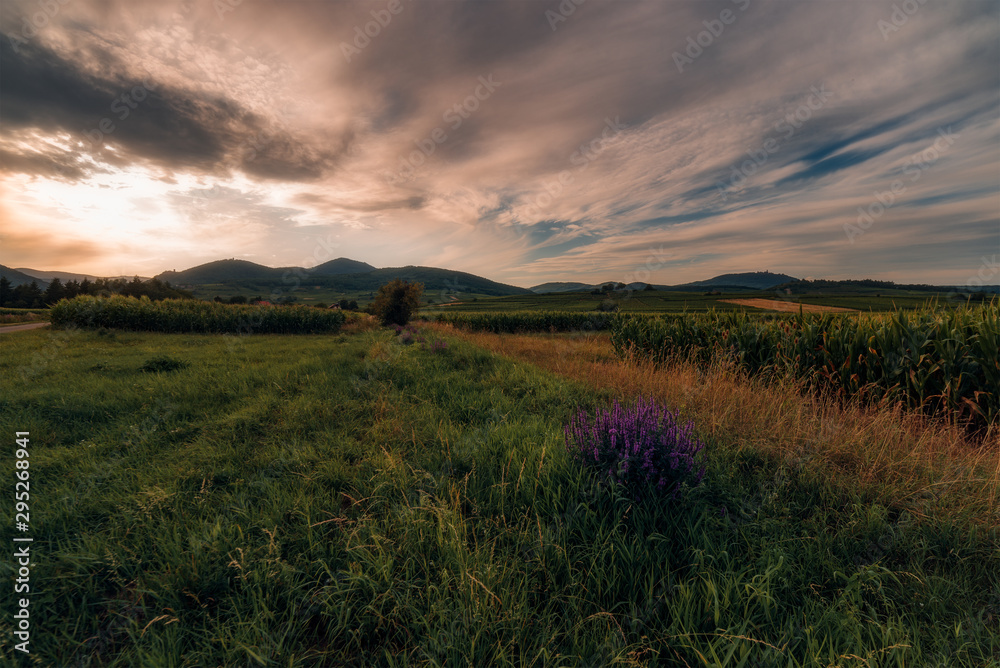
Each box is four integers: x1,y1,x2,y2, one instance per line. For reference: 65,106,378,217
2,0,997,285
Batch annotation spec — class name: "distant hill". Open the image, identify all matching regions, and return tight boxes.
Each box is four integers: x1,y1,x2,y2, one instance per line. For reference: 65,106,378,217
529,282,594,294
16,268,99,282
675,271,798,290
155,259,532,297
15,268,152,282
531,272,797,294
313,258,376,275
0,264,50,288
361,266,532,296
157,260,288,284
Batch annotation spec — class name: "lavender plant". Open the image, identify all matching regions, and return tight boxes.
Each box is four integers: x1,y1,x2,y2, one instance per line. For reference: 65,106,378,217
565,396,706,497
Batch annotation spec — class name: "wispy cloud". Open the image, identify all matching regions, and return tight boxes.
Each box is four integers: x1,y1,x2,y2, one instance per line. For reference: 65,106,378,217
0,0,996,285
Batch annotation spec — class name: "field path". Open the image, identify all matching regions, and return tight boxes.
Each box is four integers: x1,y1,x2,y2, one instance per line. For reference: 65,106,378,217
719,298,856,313
0,322,50,333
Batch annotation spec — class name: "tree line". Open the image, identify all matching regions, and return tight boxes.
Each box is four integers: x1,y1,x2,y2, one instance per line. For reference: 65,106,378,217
0,276,193,308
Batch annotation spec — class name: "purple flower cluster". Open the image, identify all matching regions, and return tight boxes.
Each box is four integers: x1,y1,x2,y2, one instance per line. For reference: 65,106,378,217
564,396,706,496
390,323,448,353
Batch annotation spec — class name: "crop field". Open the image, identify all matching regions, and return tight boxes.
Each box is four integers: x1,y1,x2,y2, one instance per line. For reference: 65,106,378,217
718,298,857,313
1,310,998,666
611,304,999,431
420,290,954,316
50,295,347,334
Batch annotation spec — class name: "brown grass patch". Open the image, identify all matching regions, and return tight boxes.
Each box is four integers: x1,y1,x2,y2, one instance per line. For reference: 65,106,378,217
428,323,1000,524
720,298,856,313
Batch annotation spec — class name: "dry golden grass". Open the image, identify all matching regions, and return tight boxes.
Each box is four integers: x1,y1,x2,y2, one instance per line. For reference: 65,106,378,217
428,322,1000,524
341,314,379,335
719,298,856,313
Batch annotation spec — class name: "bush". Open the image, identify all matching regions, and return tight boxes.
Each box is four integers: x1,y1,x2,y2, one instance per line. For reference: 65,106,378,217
371,280,423,327
598,299,619,312
565,396,705,498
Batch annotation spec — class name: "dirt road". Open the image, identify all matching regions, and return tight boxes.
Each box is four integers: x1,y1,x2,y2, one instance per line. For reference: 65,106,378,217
0,322,51,334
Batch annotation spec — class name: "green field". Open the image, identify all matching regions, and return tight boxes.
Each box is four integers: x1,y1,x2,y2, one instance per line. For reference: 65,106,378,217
420,289,956,316
1,322,997,666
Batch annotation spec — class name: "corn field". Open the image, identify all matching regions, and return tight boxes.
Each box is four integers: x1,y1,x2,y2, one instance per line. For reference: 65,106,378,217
50,295,346,334
434,310,621,333
611,303,1000,429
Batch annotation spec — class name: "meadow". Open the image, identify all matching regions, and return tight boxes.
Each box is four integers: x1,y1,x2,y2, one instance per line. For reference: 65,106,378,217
1,306,998,666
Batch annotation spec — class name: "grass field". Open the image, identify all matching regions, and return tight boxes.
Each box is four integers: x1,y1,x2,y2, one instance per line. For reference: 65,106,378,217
420,290,953,316
1,320,998,666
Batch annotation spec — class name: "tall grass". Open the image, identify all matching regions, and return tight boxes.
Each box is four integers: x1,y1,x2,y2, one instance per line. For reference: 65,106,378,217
611,303,1000,430
50,295,346,334
434,310,621,333
2,326,997,665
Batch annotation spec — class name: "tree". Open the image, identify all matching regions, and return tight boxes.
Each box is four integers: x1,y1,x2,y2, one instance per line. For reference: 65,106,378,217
643,283,655,291
371,279,423,326
79,278,93,295
43,278,65,305
228,295,247,305
16,281,44,308
0,276,11,307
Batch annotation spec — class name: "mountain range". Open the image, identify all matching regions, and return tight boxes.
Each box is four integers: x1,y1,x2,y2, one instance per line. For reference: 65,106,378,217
528,271,798,293
153,258,533,297
4,260,989,297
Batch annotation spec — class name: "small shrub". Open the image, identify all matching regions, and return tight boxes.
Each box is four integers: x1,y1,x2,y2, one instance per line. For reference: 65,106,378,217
565,396,705,497
371,279,423,326
140,356,188,373
598,299,619,313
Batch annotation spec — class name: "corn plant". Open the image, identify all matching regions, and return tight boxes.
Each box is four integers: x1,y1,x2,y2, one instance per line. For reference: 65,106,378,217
611,303,1000,430
49,295,346,334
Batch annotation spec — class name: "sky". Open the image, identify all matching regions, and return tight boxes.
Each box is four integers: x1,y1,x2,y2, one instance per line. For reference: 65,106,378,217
1,0,998,288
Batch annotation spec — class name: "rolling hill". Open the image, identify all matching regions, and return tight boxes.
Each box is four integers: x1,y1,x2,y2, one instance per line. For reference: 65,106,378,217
0,264,50,288
155,259,532,297
156,259,287,284
530,271,799,294
674,271,798,290
313,258,376,275
528,282,594,294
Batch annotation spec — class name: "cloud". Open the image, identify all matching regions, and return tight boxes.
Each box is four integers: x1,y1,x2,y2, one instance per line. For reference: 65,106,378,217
0,0,996,284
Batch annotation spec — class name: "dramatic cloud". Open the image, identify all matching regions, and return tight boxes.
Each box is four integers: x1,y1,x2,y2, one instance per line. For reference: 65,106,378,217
0,0,997,285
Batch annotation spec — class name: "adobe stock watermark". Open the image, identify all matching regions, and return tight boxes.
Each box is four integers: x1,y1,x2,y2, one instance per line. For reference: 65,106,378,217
385,74,501,185
214,0,243,20
673,0,752,73
545,0,586,31
946,255,1000,301
844,126,959,244
7,0,71,54
877,0,928,40
521,115,628,219
339,0,411,63
84,78,157,150
716,84,834,201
